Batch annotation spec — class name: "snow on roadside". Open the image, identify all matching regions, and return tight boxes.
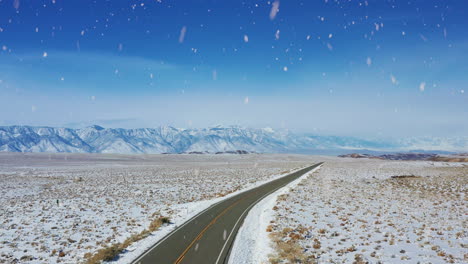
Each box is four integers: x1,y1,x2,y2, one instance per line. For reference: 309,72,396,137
111,199,217,264
228,164,323,264
112,165,317,264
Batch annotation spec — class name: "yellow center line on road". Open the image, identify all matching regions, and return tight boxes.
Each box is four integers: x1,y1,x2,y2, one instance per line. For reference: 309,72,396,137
174,193,254,264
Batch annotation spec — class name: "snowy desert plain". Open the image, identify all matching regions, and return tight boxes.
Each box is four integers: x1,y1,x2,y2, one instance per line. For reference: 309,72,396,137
0,153,319,264
0,153,466,264
263,159,467,264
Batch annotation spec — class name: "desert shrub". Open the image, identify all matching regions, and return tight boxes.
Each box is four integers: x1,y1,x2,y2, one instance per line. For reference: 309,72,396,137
277,241,310,263
86,244,122,264
148,216,170,232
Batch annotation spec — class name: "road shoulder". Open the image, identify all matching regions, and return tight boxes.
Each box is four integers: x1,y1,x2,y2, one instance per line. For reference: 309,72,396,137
228,164,323,263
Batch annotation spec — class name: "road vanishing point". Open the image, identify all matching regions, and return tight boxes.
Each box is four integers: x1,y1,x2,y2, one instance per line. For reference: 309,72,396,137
132,162,323,264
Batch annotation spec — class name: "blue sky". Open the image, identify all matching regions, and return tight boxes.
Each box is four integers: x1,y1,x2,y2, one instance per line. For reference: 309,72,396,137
0,0,466,137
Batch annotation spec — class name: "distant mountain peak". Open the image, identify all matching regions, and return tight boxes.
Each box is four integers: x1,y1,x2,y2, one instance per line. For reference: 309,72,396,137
0,125,465,154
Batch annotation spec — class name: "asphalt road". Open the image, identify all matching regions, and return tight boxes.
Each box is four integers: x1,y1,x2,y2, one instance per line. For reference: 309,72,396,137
132,162,323,264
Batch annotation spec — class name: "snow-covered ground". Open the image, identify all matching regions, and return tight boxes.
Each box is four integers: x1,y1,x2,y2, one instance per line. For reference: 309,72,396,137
229,164,323,264
266,158,467,263
0,153,319,264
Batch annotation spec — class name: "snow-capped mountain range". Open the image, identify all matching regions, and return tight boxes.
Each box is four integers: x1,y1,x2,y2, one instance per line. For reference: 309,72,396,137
0,125,466,154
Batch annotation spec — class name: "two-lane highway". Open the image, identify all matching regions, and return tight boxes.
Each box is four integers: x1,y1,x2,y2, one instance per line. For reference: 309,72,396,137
133,162,323,264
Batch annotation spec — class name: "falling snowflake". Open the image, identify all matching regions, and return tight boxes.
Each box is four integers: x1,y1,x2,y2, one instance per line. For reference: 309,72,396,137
283,66,288,72
243,35,249,43
275,30,280,40
390,74,398,85
179,26,187,43
13,0,20,10
269,1,280,20
244,97,249,104
366,57,372,66
419,82,426,92
419,34,428,42
42,52,48,58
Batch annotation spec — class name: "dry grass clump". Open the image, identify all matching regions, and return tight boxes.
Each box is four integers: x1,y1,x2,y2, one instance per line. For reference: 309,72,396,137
274,241,312,263
268,232,314,264
267,159,467,263
149,216,170,232
268,223,317,263
85,216,170,264
85,244,122,264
